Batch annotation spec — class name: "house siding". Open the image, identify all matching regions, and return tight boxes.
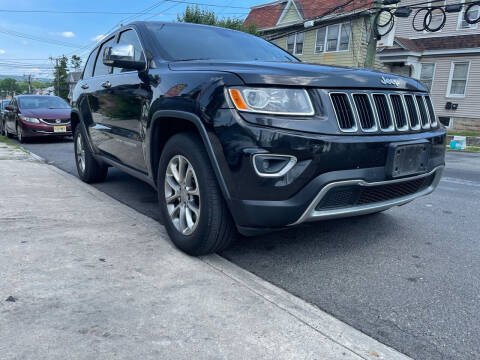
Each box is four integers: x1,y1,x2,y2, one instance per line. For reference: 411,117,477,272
271,17,388,70
395,0,480,38
278,4,302,24
424,55,480,121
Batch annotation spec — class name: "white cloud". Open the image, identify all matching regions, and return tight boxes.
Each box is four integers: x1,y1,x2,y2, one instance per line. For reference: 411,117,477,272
0,49,5,54
31,68,41,72
61,31,75,38
91,34,106,42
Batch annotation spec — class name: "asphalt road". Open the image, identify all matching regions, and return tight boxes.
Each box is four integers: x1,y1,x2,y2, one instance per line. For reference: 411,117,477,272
13,136,480,360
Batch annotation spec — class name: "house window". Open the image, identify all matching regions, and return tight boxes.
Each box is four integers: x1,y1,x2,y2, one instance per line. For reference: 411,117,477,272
315,23,351,53
420,63,435,91
447,62,470,97
286,32,304,55
458,0,479,29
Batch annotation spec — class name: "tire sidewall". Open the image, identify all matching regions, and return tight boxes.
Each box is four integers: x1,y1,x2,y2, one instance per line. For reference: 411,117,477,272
158,134,219,254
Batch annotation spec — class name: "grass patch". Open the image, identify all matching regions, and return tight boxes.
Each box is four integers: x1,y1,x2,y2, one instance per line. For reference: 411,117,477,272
447,146,480,152
0,136,29,153
447,131,480,137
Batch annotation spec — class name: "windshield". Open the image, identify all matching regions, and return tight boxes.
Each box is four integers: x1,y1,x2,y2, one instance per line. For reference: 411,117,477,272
1,100,10,110
18,96,70,110
148,23,298,63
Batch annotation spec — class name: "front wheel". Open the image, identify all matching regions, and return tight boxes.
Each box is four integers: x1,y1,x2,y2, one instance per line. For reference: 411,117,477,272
17,124,27,143
158,133,236,255
74,125,108,183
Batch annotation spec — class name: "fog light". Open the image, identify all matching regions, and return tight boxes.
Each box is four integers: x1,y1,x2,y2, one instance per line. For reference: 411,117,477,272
252,154,297,177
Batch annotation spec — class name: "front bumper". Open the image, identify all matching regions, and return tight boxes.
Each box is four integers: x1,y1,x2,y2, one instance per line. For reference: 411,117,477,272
211,111,446,235
21,121,72,137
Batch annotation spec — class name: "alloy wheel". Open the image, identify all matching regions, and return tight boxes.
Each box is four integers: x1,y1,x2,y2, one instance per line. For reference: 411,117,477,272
17,125,22,142
164,155,201,235
76,133,86,173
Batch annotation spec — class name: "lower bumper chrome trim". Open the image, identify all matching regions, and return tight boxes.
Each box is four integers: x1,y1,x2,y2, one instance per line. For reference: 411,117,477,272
289,165,444,226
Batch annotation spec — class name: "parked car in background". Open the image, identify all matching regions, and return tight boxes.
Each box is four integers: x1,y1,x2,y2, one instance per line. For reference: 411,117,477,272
4,95,72,143
71,22,446,256
0,99,11,136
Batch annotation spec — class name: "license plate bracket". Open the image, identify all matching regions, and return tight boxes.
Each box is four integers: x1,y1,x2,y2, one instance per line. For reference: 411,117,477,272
386,140,430,178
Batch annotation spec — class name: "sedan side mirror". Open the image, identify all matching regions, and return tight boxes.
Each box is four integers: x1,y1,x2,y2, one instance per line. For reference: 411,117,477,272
103,44,146,71
5,105,14,111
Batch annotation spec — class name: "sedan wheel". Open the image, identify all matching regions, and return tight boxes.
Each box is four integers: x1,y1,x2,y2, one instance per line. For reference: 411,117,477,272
164,155,201,236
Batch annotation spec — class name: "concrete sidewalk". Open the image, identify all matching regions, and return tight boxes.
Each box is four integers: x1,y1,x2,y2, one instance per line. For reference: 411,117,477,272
0,141,411,360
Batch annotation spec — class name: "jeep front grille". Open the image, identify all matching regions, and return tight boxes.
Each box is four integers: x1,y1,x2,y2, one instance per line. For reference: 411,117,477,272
329,91,438,134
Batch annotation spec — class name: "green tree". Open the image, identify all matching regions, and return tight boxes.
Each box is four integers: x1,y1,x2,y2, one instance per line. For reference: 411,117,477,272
0,78,18,97
177,5,258,35
70,55,82,72
52,55,69,100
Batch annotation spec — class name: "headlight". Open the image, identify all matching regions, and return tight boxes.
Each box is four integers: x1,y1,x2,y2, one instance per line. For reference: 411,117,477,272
20,116,40,124
228,87,314,116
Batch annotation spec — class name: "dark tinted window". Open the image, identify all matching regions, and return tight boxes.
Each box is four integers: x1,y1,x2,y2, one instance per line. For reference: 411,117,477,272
83,49,97,79
94,37,115,77
147,24,297,62
113,29,145,74
18,96,70,110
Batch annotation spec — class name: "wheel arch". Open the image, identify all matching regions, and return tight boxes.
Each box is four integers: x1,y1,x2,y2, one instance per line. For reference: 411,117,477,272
149,110,232,202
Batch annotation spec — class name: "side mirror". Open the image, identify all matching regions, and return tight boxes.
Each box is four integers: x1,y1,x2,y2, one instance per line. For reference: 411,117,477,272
5,105,14,111
103,45,146,71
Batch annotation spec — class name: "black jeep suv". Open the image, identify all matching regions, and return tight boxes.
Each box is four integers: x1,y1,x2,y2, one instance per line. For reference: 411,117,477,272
71,21,446,255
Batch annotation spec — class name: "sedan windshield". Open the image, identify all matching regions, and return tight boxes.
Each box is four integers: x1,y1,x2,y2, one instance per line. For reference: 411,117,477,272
1,100,10,110
147,23,298,63
18,96,70,110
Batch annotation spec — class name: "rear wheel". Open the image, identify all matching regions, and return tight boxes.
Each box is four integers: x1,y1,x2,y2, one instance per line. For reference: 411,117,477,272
158,133,236,255
74,125,108,183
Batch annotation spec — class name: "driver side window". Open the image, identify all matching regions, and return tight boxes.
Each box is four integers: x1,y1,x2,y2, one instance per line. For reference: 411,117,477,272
113,29,145,74
94,37,115,77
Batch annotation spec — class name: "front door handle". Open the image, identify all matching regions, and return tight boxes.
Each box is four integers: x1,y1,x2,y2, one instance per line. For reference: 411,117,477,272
81,84,89,89
101,81,112,89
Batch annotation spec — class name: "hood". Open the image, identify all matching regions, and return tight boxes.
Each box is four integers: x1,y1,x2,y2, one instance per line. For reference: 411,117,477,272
19,108,71,119
168,61,425,92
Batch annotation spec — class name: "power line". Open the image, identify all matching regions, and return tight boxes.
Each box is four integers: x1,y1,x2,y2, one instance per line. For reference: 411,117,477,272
0,27,82,48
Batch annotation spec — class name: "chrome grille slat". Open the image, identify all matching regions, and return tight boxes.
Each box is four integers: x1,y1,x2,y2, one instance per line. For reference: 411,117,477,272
372,94,394,131
415,95,430,129
424,96,438,127
390,94,408,131
352,93,376,131
330,93,357,132
403,95,420,130
329,90,437,134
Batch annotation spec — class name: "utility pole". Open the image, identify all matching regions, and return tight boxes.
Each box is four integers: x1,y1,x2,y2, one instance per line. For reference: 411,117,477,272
49,56,60,96
364,0,382,69
24,74,33,94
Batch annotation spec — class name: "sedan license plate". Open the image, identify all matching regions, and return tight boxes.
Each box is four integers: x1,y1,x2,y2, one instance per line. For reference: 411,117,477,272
54,125,66,133
387,141,430,178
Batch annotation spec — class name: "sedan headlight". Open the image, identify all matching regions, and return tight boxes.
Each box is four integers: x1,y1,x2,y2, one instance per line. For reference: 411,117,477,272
228,87,314,116
20,116,40,124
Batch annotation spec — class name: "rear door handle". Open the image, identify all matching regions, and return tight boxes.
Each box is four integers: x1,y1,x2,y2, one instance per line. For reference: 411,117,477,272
81,84,89,89
101,81,112,89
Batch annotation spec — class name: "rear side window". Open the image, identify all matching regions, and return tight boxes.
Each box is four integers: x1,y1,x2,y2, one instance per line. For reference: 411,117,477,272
94,37,115,77
83,49,97,79
113,29,145,74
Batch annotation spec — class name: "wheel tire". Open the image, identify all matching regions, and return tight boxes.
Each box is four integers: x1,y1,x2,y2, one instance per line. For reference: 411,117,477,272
158,132,236,256
74,125,108,183
0,120,4,136
17,124,27,143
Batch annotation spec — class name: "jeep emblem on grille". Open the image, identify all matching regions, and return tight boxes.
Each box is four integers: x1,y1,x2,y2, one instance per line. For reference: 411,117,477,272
381,76,400,87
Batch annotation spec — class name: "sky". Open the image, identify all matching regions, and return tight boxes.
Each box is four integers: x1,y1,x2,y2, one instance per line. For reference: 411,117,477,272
0,0,265,78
